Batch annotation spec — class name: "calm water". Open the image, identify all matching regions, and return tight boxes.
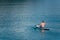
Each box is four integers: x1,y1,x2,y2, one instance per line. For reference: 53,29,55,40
0,0,60,40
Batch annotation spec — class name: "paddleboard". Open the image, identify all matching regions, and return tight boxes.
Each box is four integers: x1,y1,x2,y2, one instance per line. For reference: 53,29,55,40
33,27,50,30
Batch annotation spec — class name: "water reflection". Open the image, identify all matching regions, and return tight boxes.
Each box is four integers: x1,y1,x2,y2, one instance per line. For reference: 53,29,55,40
41,29,44,32
40,29,45,40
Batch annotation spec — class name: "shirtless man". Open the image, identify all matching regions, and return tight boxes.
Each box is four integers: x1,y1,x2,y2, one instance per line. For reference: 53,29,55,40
40,21,46,29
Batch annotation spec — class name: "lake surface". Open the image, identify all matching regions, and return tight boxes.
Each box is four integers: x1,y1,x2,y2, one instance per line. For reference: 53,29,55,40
0,0,60,40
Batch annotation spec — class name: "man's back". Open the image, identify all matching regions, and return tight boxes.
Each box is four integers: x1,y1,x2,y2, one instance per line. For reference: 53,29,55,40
40,22,45,27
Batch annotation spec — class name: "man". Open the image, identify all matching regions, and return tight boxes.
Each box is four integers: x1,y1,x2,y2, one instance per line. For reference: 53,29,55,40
40,21,46,29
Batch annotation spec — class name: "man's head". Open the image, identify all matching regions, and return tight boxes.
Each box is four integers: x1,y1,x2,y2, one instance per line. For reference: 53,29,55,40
42,21,45,22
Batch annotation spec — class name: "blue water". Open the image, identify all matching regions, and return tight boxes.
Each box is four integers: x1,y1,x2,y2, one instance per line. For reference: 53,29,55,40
0,0,60,40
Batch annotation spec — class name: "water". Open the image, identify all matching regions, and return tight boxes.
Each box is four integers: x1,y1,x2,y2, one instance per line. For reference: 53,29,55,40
0,0,60,40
